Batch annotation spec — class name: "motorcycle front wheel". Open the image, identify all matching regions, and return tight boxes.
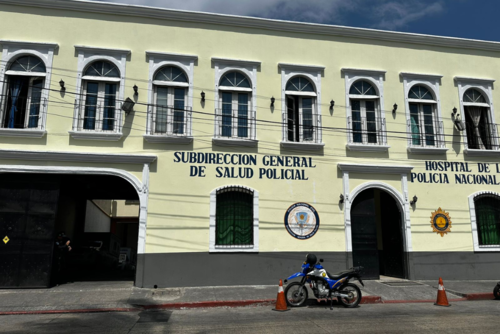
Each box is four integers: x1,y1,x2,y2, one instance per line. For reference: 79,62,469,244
284,282,308,307
338,283,362,308
494,285,500,300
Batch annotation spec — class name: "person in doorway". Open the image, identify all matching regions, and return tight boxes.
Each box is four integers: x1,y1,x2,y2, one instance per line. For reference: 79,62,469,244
53,232,72,285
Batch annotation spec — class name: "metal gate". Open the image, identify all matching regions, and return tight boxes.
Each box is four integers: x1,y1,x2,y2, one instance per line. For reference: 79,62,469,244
0,175,60,288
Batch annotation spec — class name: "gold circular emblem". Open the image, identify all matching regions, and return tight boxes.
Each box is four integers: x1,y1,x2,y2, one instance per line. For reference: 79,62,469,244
430,208,452,237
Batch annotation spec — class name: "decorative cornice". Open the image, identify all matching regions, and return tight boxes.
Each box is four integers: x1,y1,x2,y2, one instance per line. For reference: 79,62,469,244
0,40,58,49
213,137,258,148
212,57,261,68
144,134,193,144
454,76,495,85
280,141,325,151
68,131,123,141
346,144,390,152
400,72,443,80
146,51,198,62
74,45,131,56
341,68,387,76
0,149,157,164
407,146,449,155
464,149,500,157
279,63,325,73
338,163,414,174
0,128,46,138
4,0,500,53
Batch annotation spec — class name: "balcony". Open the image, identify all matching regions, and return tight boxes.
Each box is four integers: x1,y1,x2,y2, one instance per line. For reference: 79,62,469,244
213,109,257,147
346,116,389,152
0,98,47,138
407,119,448,155
144,106,193,144
280,113,324,151
464,121,500,156
69,102,123,141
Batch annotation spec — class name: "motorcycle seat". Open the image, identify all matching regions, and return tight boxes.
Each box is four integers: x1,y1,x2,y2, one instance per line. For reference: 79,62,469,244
327,269,354,280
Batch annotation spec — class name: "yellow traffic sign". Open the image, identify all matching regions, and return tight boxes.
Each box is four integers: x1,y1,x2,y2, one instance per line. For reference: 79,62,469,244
3,236,9,244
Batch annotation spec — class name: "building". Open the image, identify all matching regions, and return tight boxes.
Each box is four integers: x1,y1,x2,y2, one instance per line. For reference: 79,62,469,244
1,0,500,288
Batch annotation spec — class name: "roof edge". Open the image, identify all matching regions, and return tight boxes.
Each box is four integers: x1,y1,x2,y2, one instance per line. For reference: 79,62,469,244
2,0,500,53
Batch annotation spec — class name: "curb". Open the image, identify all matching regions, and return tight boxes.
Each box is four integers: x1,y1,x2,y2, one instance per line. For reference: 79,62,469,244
464,293,494,301
0,307,142,316
143,299,275,310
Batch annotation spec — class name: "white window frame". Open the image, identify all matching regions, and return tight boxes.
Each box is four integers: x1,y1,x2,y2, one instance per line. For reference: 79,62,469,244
79,81,119,132
279,63,324,150
455,77,497,156
209,185,259,253
0,40,57,138
401,72,447,154
212,57,260,147
152,86,188,136
342,68,388,152
144,51,197,144
468,191,500,252
70,46,130,141
219,90,251,139
285,94,317,143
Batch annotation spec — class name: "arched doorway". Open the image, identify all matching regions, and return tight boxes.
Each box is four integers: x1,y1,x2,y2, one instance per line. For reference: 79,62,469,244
350,188,406,279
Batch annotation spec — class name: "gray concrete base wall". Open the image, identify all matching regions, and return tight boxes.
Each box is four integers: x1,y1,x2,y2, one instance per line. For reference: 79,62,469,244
135,251,500,288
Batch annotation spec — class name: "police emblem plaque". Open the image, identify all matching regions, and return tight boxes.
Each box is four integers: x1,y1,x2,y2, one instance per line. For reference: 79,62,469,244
430,208,452,237
284,202,320,240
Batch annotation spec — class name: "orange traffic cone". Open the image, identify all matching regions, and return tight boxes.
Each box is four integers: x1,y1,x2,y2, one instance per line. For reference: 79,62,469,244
434,277,451,307
273,279,290,312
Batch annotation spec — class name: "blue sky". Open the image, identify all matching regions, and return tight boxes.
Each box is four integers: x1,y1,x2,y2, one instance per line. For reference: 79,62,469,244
89,0,500,42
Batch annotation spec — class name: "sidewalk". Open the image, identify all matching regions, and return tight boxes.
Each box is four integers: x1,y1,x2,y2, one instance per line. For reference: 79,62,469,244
0,279,496,314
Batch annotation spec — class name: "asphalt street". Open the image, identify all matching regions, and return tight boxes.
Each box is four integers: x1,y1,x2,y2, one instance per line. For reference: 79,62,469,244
1,300,499,333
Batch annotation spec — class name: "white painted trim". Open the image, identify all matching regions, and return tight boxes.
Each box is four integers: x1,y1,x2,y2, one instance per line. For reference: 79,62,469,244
280,141,325,151
343,69,386,146
213,137,258,147
143,134,193,144
5,70,46,77
0,128,46,138
285,91,317,97
212,57,261,67
0,41,56,131
468,191,500,252
455,78,497,150
219,86,252,92
68,131,123,141
280,65,323,144
343,180,412,254
213,60,258,140
401,73,445,150
0,164,150,255
81,76,120,82
146,52,195,136
209,185,259,253
338,163,414,174
153,81,189,88
346,144,390,152
0,148,157,164
72,47,128,134
464,149,500,157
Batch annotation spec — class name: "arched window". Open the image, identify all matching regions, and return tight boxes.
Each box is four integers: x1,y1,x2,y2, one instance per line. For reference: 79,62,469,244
152,66,188,135
215,186,254,247
463,88,493,150
80,60,120,132
2,55,46,129
285,76,316,142
217,71,252,139
349,80,380,144
408,85,438,147
474,195,500,245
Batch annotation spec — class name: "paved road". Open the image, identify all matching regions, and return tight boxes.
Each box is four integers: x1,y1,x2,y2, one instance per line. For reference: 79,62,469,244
1,300,499,333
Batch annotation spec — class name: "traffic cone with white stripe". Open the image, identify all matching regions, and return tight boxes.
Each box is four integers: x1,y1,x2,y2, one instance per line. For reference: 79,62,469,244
434,277,451,307
273,279,289,312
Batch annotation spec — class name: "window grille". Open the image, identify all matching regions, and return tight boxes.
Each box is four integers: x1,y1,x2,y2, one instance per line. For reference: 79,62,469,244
215,186,254,248
475,195,500,246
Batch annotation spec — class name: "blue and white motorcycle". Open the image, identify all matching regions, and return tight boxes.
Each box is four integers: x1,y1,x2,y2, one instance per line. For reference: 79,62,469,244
284,254,364,308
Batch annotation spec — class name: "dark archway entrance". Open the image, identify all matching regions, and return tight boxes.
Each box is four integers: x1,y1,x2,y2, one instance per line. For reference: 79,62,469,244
350,188,406,279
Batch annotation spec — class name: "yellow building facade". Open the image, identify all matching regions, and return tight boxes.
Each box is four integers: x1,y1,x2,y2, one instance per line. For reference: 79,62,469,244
1,0,500,288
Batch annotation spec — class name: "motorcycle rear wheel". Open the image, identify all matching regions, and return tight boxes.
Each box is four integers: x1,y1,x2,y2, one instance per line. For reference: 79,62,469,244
284,282,308,307
494,285,500,300
338,283,362,308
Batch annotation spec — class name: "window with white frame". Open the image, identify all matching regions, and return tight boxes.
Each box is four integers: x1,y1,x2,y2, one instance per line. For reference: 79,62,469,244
285,76,317,143
209,185,259,252
463,88,495,150
1,55,46,129
78,61,120,132
348,80,383,145
474,194,500,246
217,71,252,139
152,66,189,135
408,85,439,147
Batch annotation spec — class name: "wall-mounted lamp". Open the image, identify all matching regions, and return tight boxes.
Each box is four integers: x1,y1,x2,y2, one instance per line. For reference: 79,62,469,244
452,107,458,116
410,195,418,205
330,100,335,110
392,103,398,114
201,91,206,102
339,193,344,204
133,84,138,96
271,96,275,108
59,79,66,92
451,107,464,131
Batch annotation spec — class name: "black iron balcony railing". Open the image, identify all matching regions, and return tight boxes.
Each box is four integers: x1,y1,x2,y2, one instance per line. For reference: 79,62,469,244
0,98,47,130
347,116,387,145
74,102,123,132
214,109,256,140
464,121,498,150
148,106,192,136
281,113,322,143
407,118,445,148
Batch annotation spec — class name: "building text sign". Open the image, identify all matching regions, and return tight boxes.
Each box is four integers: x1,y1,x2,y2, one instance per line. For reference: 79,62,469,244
173,152,316,180
412,161,500,185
